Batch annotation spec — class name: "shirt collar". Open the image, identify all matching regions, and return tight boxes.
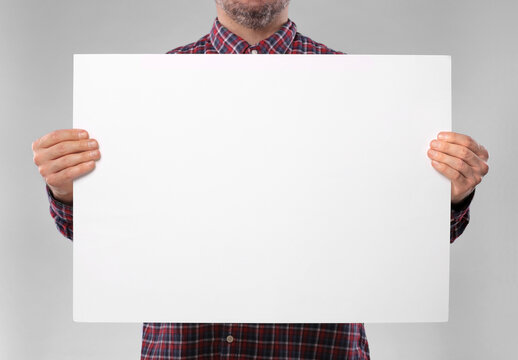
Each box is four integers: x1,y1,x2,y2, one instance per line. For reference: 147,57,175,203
209,17,297,54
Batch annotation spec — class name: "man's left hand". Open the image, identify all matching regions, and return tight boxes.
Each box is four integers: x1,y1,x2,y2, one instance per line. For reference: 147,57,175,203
427,131,489,204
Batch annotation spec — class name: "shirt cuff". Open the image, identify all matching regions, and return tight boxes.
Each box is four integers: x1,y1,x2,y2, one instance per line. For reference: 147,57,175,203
46,183,73,220
451,188,475,217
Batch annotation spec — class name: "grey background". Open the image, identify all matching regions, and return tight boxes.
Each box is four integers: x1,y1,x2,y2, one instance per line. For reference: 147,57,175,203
1,0,516,359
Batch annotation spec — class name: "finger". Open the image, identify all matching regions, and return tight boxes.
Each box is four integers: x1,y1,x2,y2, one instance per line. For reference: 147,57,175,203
45,161,96,188
479,143,490,161
39,149,101,177
43,139,98,160
437,132,489,161
35,129,89,149
429,139,483,170
427,148,474,179
430,159,470,186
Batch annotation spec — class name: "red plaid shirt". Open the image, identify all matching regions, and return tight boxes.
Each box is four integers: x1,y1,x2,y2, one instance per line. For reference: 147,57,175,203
46,17,475,360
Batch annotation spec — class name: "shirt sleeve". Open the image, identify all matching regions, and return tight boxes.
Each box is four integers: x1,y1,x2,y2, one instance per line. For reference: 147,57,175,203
450,188,475,244
46,183,73,241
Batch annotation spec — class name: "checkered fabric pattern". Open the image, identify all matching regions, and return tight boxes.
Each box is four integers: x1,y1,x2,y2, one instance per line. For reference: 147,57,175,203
166,17,343,55
46,17,475,360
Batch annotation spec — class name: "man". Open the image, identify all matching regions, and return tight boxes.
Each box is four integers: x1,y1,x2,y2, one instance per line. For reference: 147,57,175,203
31,0,490,359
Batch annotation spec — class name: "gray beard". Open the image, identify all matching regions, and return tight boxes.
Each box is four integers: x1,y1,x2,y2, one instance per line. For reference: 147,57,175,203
215,0,290,30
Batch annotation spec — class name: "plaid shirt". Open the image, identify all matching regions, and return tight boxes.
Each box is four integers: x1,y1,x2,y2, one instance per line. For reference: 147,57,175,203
46,17,475,360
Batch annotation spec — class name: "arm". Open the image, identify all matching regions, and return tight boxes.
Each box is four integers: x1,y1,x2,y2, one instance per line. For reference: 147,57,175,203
32,129,100,241
426,132,488,243
46,183,73,241
450,188,475,243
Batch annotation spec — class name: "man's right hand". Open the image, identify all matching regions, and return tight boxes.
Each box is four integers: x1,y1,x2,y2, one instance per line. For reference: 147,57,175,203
32,129,101,205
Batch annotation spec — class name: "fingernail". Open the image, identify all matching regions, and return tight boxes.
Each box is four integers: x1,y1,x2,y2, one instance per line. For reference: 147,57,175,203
438,133,446,139
79,131,88,138
88,140,97,147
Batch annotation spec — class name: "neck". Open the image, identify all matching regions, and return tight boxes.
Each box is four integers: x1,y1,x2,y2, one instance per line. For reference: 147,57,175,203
215,6,289,45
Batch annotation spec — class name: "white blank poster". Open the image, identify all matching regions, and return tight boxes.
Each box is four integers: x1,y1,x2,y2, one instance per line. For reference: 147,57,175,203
73,54,451,323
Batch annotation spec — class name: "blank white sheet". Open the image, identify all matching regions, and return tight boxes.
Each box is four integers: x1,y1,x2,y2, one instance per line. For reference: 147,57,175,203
73,54,451,323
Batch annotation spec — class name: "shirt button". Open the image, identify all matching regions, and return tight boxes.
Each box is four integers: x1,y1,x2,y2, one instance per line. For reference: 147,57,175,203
226,335,234,343
251,49,258,54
